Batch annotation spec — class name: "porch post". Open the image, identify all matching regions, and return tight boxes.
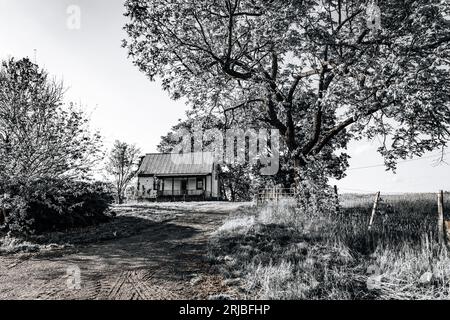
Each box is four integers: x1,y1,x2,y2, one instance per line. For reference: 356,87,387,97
172,177,174,201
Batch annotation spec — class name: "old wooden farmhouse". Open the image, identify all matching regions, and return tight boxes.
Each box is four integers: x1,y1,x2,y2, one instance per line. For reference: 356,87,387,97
136,152,221,201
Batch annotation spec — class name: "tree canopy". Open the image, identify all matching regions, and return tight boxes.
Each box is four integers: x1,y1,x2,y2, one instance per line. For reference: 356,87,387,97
0,58,102,181
106,140,141,204
124,0,450,173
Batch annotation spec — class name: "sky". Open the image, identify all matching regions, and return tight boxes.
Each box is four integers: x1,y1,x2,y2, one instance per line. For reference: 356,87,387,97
0,0,449,193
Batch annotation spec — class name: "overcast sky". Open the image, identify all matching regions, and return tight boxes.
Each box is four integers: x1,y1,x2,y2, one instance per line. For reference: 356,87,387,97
0,0,449,193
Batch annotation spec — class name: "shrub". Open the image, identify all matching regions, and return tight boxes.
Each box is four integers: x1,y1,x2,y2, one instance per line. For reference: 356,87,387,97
259,199,297,226
215,216,256,236
0,177,114,236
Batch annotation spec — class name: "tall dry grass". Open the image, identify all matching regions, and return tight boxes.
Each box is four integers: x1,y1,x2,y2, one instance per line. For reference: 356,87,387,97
209,194,450,300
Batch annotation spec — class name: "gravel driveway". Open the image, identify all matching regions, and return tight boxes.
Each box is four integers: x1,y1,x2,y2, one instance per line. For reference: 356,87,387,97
0,202,251,300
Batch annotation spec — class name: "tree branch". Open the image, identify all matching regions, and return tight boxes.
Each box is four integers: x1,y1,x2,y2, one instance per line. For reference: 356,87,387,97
312,100,397,155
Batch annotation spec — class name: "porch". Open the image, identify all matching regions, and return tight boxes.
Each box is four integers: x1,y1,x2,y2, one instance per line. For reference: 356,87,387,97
136,175,217,201
156,189,213,201
158,189,208,197
136,152,221,202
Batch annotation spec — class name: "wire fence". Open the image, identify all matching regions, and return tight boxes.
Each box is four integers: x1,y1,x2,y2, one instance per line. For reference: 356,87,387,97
256,187,298,206
336,191,450,247
256,187,450,246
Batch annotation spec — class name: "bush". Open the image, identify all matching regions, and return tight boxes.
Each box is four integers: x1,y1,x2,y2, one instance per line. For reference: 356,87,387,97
215,216,256,235
0,177,114,236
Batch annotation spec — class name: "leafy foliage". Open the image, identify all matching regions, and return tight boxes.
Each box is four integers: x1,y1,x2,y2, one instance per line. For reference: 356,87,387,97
106,140,141,204
0,58,109,236
124,0,450,173
0,177,113,236
157,114,255,201
0,58,102,181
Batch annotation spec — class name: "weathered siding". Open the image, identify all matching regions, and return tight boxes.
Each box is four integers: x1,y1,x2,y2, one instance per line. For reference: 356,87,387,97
159,177,209,192
188,177,196,190
212,166,219,197
135,163,220,200
139,177,154,192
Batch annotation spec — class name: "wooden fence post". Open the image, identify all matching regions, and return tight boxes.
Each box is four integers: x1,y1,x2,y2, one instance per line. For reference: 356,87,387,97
437,190,445,244
334,185,340,214
368,191,380,231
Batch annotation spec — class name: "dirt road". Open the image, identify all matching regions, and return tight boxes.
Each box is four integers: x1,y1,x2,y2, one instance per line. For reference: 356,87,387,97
0,202,250,300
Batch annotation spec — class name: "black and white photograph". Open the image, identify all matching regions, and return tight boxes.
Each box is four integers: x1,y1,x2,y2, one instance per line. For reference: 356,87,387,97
0,0,450,309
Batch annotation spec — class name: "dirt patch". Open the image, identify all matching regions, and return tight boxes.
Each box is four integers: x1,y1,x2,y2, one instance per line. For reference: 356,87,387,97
0,202,252,300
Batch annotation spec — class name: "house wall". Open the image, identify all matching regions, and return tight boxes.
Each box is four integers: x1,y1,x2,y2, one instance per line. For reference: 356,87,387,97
137,176,156,198
188,177,197,190
160,178,179,191
172,178,180,191
136,163,221,199
206,175,211,195
160,177,209,192
138,177,154,192
137,177,201,193
211,165,220,198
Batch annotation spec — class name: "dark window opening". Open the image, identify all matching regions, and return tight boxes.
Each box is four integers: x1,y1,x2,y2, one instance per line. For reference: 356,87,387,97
181,180,187,192
196,178,204,190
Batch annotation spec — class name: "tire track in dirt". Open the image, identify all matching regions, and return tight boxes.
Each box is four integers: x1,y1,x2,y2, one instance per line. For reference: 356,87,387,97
104,270,182,300
83,279,103,300
0,203,252,300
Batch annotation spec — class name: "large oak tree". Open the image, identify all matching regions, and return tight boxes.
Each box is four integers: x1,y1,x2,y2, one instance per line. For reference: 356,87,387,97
124,0,450,180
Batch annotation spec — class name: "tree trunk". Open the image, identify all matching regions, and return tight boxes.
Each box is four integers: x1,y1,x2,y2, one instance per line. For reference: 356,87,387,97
292,158,303,192
229,183,236,202
0,208,5,225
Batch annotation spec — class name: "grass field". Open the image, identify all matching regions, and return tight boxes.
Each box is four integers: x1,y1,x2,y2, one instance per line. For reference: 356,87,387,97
2,195,450,300
208,193,450,300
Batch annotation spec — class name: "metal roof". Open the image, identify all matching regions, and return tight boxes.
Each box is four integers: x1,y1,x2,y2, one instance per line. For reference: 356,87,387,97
137,152,215,176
